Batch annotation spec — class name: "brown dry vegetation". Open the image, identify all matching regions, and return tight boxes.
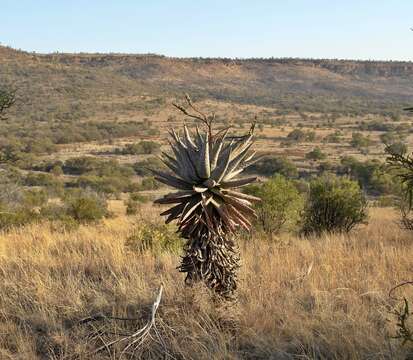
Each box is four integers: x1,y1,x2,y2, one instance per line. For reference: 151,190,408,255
0,207,412,359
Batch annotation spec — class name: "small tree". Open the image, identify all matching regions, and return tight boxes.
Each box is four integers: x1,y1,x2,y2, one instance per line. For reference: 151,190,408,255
0,87,15,120
64,190,108,223
351,132,372,150
245,175,303,235
248,155,298,178
306,147,326,161
301,175,368,236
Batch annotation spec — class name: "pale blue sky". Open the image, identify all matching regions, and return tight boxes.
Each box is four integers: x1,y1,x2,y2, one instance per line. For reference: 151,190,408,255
1,0,412,60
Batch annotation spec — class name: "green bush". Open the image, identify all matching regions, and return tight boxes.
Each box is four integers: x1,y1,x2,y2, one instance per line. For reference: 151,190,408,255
118,140,161,155
301,175,368,236
64,191,109,223
125,222,182,254
286,129,315,142
63,157,134,177
133,157,165,176
75,175,131,195
125,199,140,215
306,147,326,161
136,177,161,191
24,172,62,187
323,130,342,143
350,132,373,149
248,156,298,178
129,192,149,203
39,203,79,230
0,205,38,231
245,175,304,235
338,156,400,196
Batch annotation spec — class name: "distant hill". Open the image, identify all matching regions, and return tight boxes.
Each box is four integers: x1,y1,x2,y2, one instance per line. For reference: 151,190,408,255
1,45,413,122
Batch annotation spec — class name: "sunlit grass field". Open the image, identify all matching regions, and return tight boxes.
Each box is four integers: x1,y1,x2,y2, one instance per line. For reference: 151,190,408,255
0,206,411,359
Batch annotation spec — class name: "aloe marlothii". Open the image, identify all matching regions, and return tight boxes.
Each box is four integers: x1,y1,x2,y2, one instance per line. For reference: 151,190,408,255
153,117,260,298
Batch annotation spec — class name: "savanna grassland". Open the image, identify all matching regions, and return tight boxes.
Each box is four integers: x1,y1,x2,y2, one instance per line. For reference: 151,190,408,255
0,44,413,359
0,207,412,359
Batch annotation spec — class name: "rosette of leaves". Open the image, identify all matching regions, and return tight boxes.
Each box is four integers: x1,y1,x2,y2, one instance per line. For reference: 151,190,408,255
153,108,259,298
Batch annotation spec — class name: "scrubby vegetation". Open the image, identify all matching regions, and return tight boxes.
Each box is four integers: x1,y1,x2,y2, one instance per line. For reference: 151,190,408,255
246,175,303,235
248,156,298,178
301,175,368,235
1,50,413,358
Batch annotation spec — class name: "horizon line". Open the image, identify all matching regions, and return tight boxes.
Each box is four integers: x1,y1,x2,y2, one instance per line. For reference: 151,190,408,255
2,43,413,64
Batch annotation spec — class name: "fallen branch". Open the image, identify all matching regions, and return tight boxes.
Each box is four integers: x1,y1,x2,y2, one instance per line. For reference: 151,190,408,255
73,285,167,359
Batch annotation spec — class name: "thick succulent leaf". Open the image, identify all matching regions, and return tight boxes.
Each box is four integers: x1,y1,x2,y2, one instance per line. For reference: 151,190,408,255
169,128,182,145
226,204,252,229
197,132,211,179
221,176,257,188
243,151,256,164
222,168,244,182
222,189,261,202
183,124,197,150
210,128,228,170
209,140,233,183
164,190,195,199
201,198,215,233
161,151,178,166
160,157,180,176
160,202,186,219
168,139,199,182
222,143,253,182
195,126,203,148
155,194,194,205
181,196,203,223
151,169,193,190
210,198,235,232
219,193,256,218
193,185,208,193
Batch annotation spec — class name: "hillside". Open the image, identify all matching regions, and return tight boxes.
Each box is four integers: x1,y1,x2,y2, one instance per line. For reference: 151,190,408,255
1,45,413,125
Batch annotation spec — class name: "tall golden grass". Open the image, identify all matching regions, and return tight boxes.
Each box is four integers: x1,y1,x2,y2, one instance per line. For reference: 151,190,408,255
0,207,412,359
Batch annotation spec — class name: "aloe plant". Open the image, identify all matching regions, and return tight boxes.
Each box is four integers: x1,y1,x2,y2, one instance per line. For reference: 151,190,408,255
153,96,259,298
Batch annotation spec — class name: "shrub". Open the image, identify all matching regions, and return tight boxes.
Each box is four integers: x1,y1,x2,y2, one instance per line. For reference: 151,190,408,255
75,175,131,195
301,175,368,236
118,140,161,155
24,172,61,187
245,175,304,235
136,177,161,191
323,130,342,143
64,190,108,223
306,147,326,161
23,189,49,207
50,165,64,177
350,132,373,149
130,192,149,203
133,157,165,176
286,129,315,142
39,203,79,230
0,205,38,230
338,156,400,196
125,222,182,254
247,156,298,178
125,199,140,215
63,157,134,177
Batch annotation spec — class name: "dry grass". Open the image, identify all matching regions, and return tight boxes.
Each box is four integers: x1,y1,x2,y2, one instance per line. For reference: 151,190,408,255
0,207,412,359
